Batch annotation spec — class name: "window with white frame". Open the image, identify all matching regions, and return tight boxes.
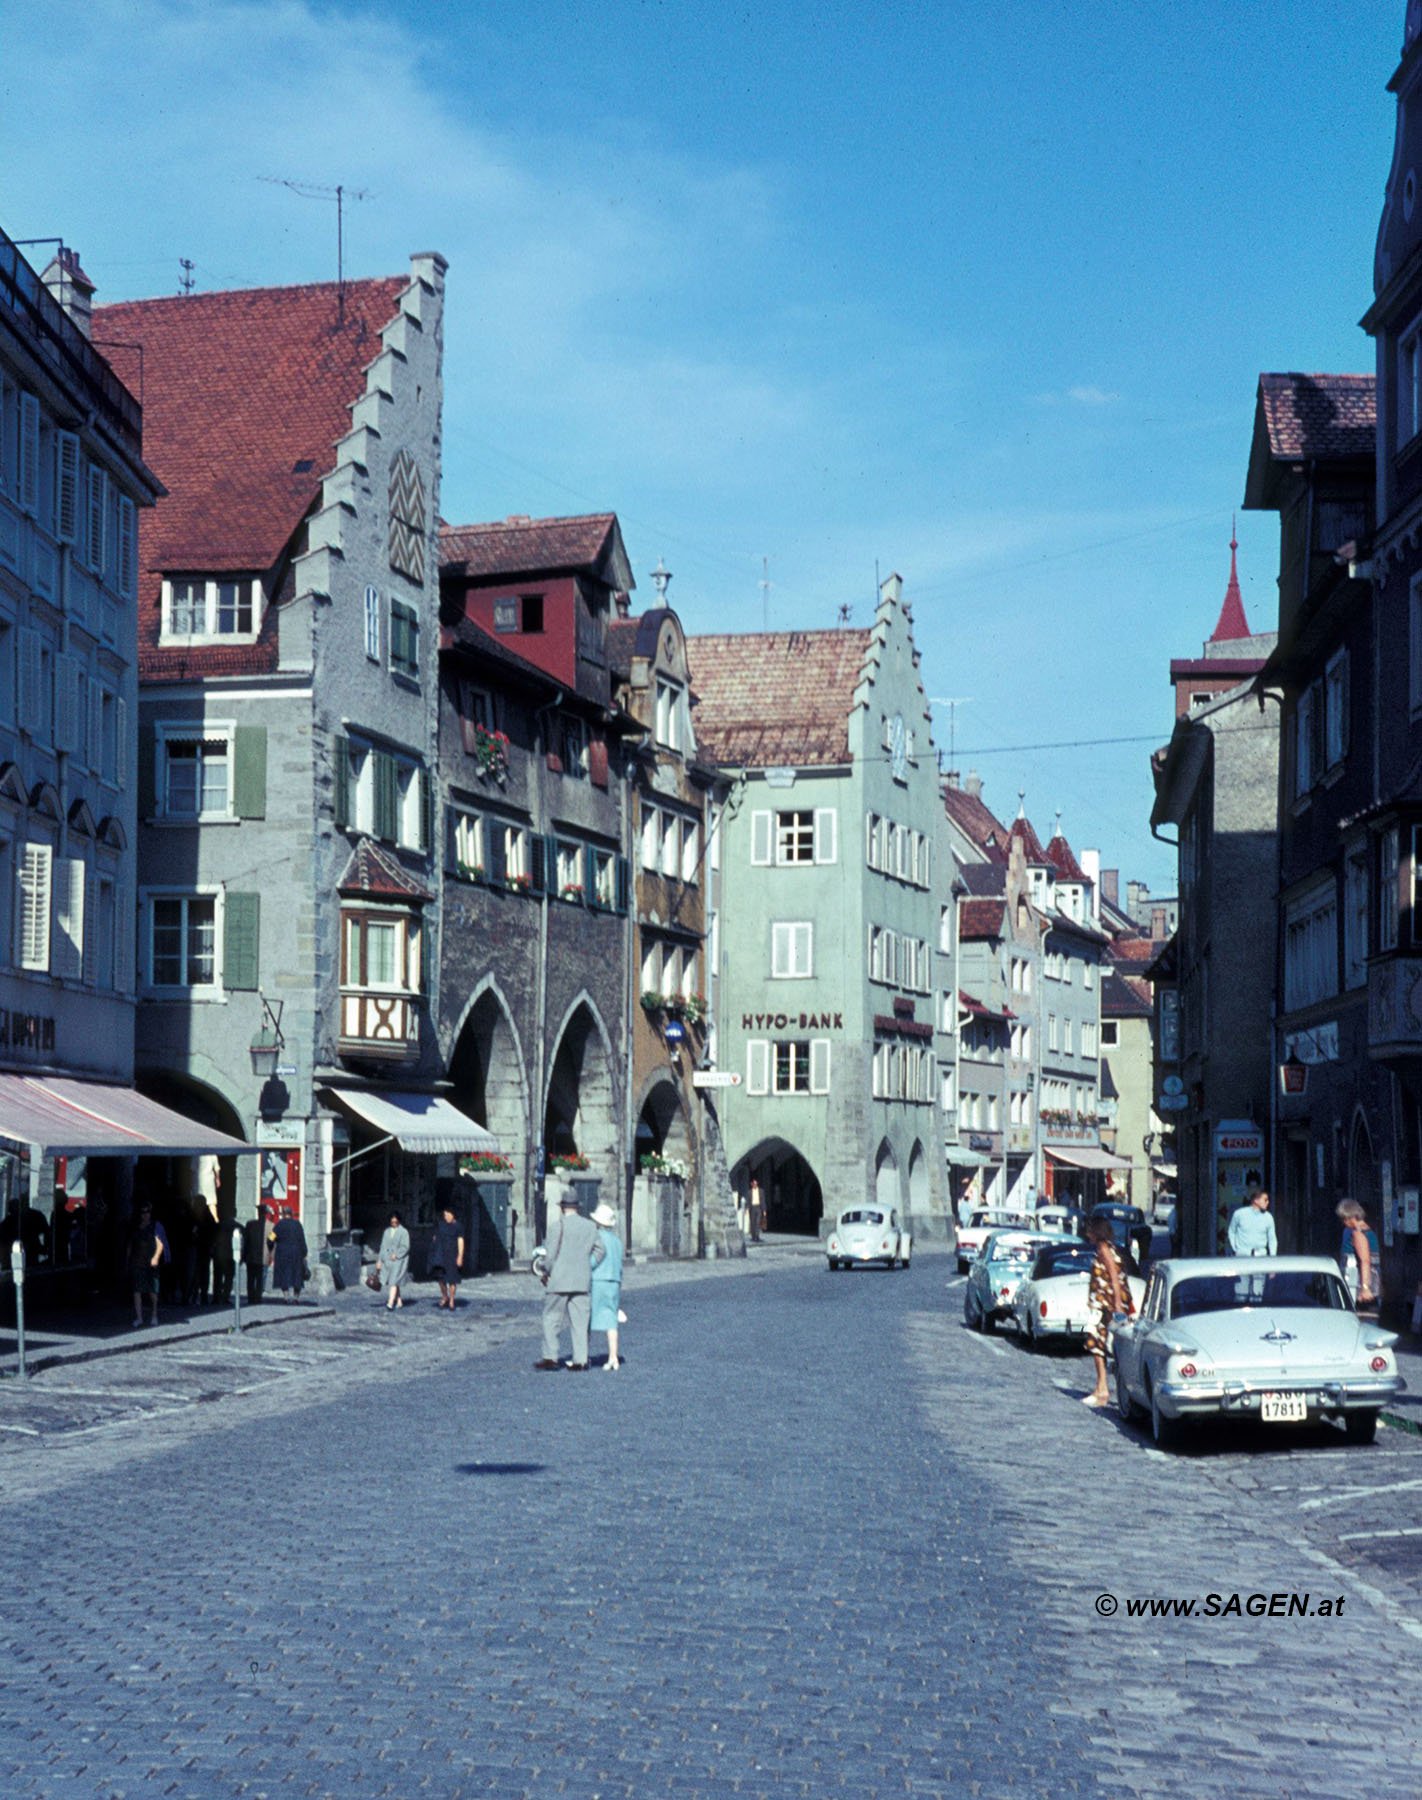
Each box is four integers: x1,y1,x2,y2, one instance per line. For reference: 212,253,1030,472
751,808,837,866
866,813,883,870
939,904,952,953
1401,319,1422,449
777,810,814,864
1294,683,1318,798
452,808,486,877
163,734,230,818
1284,881,1339,1012
162,578,261,643
654,679,684,751
389,600,419,680
745,1037,829,1095
1047,1012,1059,1052
15,841,52,972
1344,844,1369,987
148,893,218,990
1083,960,1095,990
556,839,584,899
364,586,382,661
559,715,588,779
641,805,660,870
680,818,700,883
1063,1017,1074,1056
772,921,813,979
502,822,529,883
1081,1020,1097,1058
347,741,427,852
593,848,617,910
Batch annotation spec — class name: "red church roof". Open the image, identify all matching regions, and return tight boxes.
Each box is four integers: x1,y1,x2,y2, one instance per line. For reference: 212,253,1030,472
1209,530,1252,644
1045,832,1085,880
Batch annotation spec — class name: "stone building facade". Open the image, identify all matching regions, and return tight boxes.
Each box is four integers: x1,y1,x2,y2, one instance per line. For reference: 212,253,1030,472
689,576,953,1239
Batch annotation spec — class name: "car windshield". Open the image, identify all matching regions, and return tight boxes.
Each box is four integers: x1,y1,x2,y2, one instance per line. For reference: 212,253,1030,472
1170,1270,1352,1319
839,1210,885,1227
970,1211,1017,1228
1033,1246,1095,1279
987,1233,1050,1264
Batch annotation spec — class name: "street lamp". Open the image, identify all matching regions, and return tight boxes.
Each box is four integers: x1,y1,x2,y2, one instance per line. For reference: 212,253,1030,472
248,997,285,1077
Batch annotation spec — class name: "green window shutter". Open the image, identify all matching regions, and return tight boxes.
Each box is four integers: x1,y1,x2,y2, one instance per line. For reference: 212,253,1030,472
420,767,435,854
138,725,156,817
615,854,629,915
224,892,260,991
233,726,267,819
530,834,547,895
333,733,350,828
376,753,400,841
583,843,597,907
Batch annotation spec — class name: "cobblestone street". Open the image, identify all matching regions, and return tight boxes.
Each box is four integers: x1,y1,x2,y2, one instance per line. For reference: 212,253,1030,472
2,1247,1420,1797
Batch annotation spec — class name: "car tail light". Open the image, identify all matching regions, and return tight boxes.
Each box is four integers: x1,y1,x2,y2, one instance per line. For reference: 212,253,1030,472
999,1285,1012,1299
1040,1301,1049,1318
881,1240,891,1252
1178,1363,1197,1379
1371,1355,1389,1373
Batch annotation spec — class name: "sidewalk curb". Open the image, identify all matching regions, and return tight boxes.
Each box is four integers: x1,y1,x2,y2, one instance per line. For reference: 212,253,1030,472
5,1303,335,1379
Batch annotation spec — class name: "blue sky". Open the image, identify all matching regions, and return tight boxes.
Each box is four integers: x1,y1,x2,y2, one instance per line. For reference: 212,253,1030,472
1,0,1404,891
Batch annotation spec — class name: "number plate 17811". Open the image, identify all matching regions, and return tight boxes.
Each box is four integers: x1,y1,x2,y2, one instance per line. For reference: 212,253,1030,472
1260,1392,1308,1423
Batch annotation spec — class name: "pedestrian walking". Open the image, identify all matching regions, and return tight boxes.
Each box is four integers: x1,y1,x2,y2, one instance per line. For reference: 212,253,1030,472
1337,1198,1382,1318
429,1202,464,1310
1227,1188,1277,1257
535,1190,603,1370
748,1175,764,1243
241,1207,269,1306
271,1211,308,1301
376,1210,411,1311
1082,1215,1132,1408
128,1203,164,1328
590,1201,625,1371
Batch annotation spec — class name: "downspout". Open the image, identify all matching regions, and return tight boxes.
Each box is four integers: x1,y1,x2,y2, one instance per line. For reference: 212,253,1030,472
622,752,636,1246
531,694,562,1245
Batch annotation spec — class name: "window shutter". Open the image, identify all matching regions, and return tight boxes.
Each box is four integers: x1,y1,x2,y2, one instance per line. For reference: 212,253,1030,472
137,723,156,817
333,733,350,827
117,496,137,599
747,1039,770,1095
615,854,629,915
17,843,52,971
750,810,772,866
419,768,435,854
55,654,79,754
814,808,838,864
233,725,267,819
18,628,40,723
810,1039,831,1095
115,696,128,789
223,892,260,990
86,464,108,574
490,824,508,883
53,858,85,979
87,677,102,771
583,842,597,906
546,745,563,774
19,394,40,515
375,752,398,841
589,736,609,789
83,880,98,986
530,833,547,895
56,431,80,543
115,882,134,994
458,683,478,754
407,606,420,676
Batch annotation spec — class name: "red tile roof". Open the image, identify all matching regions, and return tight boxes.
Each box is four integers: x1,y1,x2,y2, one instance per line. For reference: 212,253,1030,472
1209,532,1252,643
686,630,873,766
1256,372,1375,462
942,784,1011,859
958,989,1015,1021
1110,934,1158,965
959,899,1006,941
94,275,408,680
1045,832,1085,880
1009,813,1049,863
440,514,624,581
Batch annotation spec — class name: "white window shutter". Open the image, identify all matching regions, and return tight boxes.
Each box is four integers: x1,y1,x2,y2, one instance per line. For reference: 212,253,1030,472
18,843,52,972
747,1039,769,1095
814,808,838,864
86,465,108,574
116,696,128,787
810,1039,831,1095
19,393,40,515
56,431,80,543
750,810,772,866
55,654,78,754
797,922,813,977
54,858,85,979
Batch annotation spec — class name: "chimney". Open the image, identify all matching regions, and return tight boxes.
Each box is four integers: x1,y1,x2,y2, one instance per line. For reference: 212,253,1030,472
944,769,960,790
1101,868,1120,907
1151,905,1168,941
964,769,983,799
1080,848,1101,919
40,246,96,340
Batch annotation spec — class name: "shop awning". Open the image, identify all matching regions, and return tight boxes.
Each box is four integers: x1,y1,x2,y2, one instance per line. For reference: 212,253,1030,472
948,1148,998,1168
1045,1145,1134,1172
0,1074,254,1159
323,1088,497,1156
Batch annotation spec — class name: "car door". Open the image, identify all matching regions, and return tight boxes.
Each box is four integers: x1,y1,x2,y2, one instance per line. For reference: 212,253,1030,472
1117,1269,1161,1396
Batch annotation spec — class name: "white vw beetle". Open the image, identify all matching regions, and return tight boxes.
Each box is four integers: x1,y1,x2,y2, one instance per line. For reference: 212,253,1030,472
827,1204,912,1270
1114,1256,1403,1448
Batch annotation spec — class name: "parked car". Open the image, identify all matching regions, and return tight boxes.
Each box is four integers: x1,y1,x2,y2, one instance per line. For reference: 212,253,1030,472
1011,1238,1146,1347
955,1207,1033,1272
827,1204,912,1270
1089,1202,1151,1268
1034,1205,1085,1237
963,1230,1065,1332
1114,1256,1403,1448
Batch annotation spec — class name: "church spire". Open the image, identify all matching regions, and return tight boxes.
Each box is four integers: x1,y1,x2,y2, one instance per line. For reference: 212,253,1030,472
1208,518,1252,643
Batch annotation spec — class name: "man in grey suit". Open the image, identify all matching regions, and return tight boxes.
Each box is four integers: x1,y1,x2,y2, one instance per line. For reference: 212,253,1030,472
535,1191,604,1370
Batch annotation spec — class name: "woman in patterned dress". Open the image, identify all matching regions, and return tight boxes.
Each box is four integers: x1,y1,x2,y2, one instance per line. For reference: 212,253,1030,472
1082,1215,1132,1408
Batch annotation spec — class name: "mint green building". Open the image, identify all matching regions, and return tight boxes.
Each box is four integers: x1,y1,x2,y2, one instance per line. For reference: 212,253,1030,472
688,577,954,1238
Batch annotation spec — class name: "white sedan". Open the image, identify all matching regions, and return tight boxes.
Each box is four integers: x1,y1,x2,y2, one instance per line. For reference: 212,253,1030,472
1114,1256,1403,1448
1011,1239,1145,1347
955,1208,1033,1273
827,1205,912,1270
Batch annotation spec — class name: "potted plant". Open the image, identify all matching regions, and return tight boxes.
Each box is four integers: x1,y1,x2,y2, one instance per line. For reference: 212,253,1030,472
560,883,584,903
640,991,665,1015
469,723,511,782
639,1152,690,1179
549,1151,591,1173
459,1150,514,1176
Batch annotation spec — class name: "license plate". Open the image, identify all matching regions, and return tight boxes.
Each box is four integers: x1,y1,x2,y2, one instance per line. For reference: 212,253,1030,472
1261,1392,1308,1423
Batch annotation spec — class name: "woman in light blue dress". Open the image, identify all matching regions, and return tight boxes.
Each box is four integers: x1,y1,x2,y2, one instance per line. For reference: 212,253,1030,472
376,1210,411,1310
589,1203,624,1370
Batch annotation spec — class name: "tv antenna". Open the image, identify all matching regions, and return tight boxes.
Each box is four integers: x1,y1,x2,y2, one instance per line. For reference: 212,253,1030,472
178,258,196,295
259,177,371,324
837,602,852,626
929,695,974,769
759,556,773,629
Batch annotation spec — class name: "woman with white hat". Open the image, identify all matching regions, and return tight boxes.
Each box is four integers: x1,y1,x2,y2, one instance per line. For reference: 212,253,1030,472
589,1202,625,1370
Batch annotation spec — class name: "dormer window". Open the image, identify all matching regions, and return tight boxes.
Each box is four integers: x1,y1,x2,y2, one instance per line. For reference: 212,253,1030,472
1401,320,1422,450
162,577,262,644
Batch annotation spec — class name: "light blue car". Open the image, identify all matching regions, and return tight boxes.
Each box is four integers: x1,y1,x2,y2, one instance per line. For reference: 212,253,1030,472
962,1230,1070,1333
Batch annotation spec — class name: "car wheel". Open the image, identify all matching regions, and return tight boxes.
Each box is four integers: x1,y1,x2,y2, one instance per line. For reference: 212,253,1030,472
1343,1410,1379,1446
963,1293,976,1328
1116,1359,1142,1423
1147,1376,1180,1448
956,1257,968,1275
980,1306,996,1336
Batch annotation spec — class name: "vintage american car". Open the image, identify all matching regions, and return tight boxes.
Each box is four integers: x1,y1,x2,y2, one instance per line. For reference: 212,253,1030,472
826,1204,912,1270
963,1230,1067,1332
1113,1256,1403,1448
955,1207,1033,1272
1010,1238,1146,1346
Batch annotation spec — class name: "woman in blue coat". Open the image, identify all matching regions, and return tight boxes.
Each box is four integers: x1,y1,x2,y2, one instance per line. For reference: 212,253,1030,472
589,1203,624,1370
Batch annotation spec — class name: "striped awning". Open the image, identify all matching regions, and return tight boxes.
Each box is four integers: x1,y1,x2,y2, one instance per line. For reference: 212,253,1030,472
0,1074,254,1158
322,1088,497,1156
